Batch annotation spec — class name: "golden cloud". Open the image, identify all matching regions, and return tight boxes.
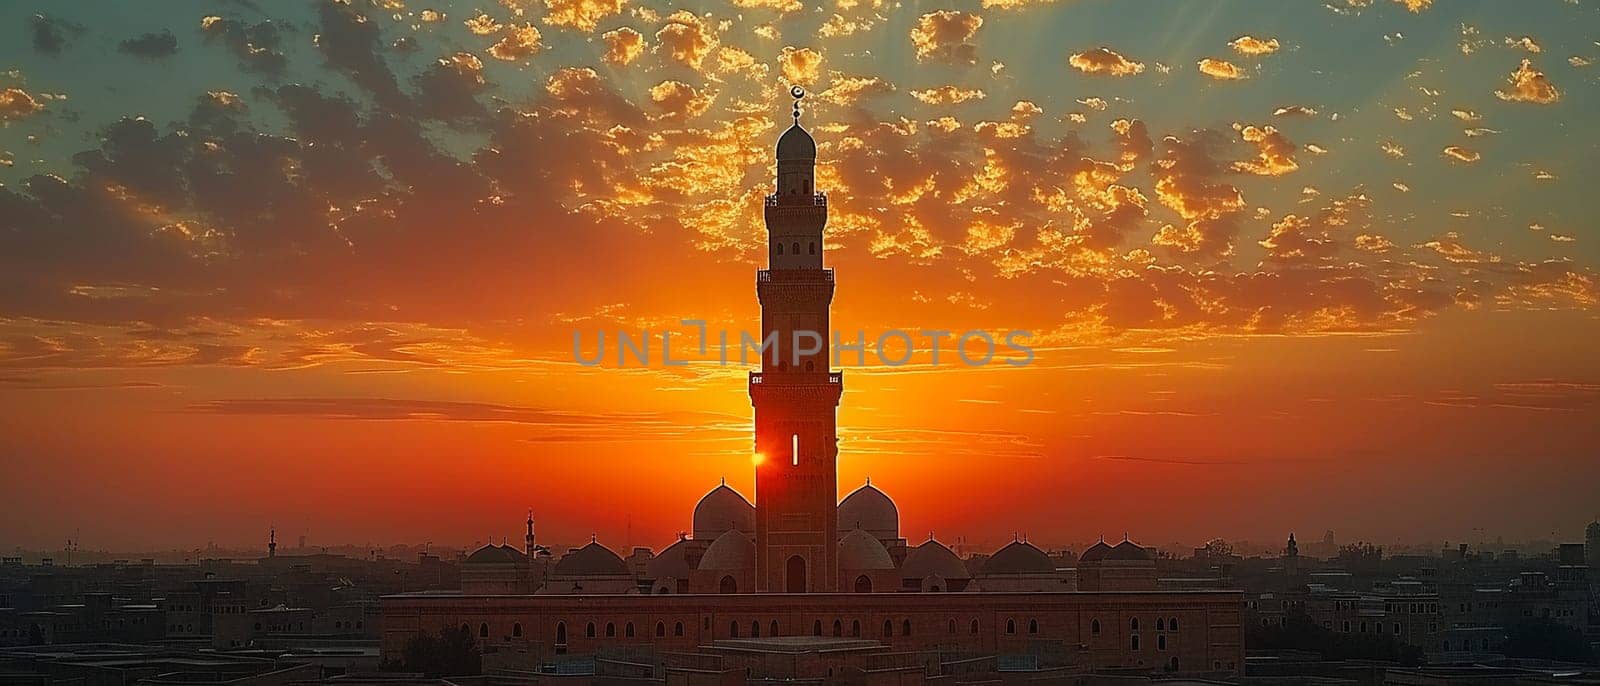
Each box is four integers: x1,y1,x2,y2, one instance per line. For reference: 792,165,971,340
1197,58,1245,80
602,27,645,65
1494,59,1560,104
1231,124,1299,176
910,10,982,64
0,87,44,121
487,23,543,61
1068,47,1144,76
543,0,626,32
820,75,893,104
465,12,502,35
1229,35,1281,56
656,11,717,69
910,85,986,105
731,0,802,13
1393,0,1431,12
779,46,823,85
648,80,715,119
1273,105,1317,117
1442,146,1480,163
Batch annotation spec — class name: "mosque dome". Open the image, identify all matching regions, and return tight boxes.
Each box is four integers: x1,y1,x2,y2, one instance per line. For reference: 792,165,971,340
465,544,523,564
697,530,756,571
837,482,898,540
1079,540,1113,563
1106,540,1154,562
553,541,628,577
901,539,970,581
776,124,816,161
838,529,896,570
693,483,755,541
981,541,1055,575
646,538,692,580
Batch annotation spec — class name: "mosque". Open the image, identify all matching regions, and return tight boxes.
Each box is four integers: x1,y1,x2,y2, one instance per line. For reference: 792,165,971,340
380,91,1244,680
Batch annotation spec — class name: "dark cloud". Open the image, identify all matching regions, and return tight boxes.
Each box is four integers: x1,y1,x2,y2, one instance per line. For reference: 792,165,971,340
30,13,85,54
200,16,288,75
118,30,179,58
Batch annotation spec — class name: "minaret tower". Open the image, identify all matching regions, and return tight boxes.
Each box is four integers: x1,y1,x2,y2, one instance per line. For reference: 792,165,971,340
524,509,536,558
751,87,842,593
268,528,277,559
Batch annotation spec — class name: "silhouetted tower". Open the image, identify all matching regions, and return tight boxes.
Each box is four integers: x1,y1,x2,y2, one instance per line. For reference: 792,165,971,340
751,87,842,593
1283,532,1298,575
268,528,277,558
525,509,536,559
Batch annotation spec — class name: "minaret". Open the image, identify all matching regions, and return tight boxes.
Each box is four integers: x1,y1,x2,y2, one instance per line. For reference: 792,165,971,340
751,87,842,593
268,528,277,559
524,509,536,558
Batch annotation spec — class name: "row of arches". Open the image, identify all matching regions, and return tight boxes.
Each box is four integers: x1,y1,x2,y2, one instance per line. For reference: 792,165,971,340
471,614,1184,647
773,241,818,256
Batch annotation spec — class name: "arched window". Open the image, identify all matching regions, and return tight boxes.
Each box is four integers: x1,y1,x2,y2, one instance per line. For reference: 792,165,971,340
674,622,684,636
1131,635,1140,651
770,620,779,637
720,575,737,594
556,622,567,644
809,242,816,255
786,556,807,593
625,622,635,638
1158,634,1167,650
883,619,894,637
855,575,872,593
605,622,615,638
948,619,957,634
586,622,595,638
1167,657,1178,672
1157,618,1165,631
461,623,470,635
776,243,783,255
1091,619,1101,635
655,622,665,638
479,623,489,638
851,620,861,637
1028,619,1038,635
970,619,979,634
751,620,760,637
513,622,523,638
730,621,739,638
833,620,842,637
813,620,822,636
1131,618,1140,631
1006,619,1016,634
902,619,912,636
792,241,800,255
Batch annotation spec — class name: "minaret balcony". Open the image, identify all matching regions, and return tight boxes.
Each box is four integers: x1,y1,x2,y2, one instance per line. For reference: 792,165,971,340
757,269,833,283
765,192,827,207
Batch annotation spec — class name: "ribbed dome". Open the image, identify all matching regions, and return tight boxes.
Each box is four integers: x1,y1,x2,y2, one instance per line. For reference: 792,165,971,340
552,541,628,577
465,544,523,564
693,484,754,541
837,482,898,540
1105,540,1154,561
697,530,756,571
901,539,969,581
838,529,896,570
646,538,692,580
981,541,1055,575
1079,540,1113,563
776,124,816,160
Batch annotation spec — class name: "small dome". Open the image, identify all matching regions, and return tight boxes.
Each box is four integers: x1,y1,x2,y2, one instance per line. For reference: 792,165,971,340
646,538,692,580
838,529,896,570
838,482,898,540
465,544,522,564
776,124,816,160
1105,540,1154,562
698,530,756,571
981,541,1055,575
901,539,970,581
552,541,628,577
1079,540,1113,563
693,484,754,541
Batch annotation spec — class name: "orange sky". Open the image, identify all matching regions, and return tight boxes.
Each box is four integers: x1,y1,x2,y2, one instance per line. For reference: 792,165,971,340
2,0,1599,554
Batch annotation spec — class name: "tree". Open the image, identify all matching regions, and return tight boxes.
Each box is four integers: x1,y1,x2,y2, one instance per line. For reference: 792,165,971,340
388,626,483,677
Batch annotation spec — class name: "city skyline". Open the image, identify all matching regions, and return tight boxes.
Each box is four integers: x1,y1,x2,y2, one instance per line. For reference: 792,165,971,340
3,0,1600,551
